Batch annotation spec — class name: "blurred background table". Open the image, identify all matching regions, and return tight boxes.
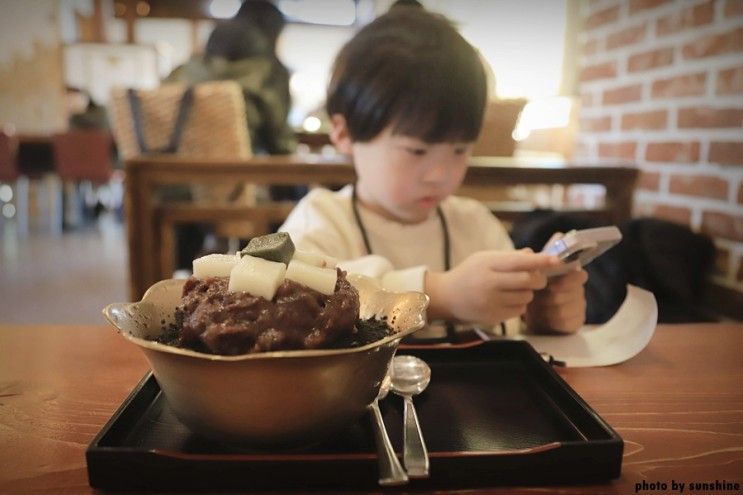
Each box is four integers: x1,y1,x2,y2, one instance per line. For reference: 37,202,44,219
125,154,638,301
1,322,741,494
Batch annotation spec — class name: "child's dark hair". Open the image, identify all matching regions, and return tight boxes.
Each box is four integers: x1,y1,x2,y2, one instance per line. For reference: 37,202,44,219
327,8,487,143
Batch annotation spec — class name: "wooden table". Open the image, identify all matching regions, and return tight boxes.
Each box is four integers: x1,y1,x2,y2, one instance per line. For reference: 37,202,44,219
1,323,741,494
125,154,638,301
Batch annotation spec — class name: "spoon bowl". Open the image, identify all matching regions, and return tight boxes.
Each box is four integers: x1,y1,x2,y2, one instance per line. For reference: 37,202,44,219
391,355,431,395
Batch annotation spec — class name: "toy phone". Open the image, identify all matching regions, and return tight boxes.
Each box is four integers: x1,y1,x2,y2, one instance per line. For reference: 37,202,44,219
541,226,622,277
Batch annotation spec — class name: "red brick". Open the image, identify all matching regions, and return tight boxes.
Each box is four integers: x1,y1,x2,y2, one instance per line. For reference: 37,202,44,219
669,174,729,200
646,141,701,162
678,107,743,128
709,141,743,165
627,48,674,72
585,5,620,30
638,170,661,191
737,256,743,282
682,27,743,59
653,204,692,226
580,61,618,82
716,66,743,95
580,115,612,132
651,73,707,98
701,211,743,242
598,141,637,160
581,91,595,108
573,140,593,159
602,84,643,105
656,0,714,36
629,0,672,14
621,110,668,130
583,38,600,56
607,24,647,50
725,0,743,17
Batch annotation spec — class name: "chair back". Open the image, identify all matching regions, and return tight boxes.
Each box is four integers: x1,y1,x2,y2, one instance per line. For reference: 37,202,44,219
109,81,251,161
110,81,256,238
471,99,526,157
0,128,19,182
52,130,114,184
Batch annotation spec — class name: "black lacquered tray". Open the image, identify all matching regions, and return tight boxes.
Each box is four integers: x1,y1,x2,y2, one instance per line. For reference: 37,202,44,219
86,340,622,492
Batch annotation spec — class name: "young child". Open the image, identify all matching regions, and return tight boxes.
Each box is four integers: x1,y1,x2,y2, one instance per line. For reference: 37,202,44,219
280,8,587,334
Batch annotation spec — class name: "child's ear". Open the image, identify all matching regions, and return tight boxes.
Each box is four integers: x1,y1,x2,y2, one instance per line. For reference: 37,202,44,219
329,114,354,155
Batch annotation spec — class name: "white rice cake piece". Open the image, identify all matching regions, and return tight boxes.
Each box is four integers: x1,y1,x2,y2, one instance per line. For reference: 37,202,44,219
286,259,337,295
292,250,338,268
228,255,287,300
192,253,239,278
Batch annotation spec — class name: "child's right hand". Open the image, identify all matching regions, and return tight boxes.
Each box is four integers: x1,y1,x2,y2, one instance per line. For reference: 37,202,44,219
425,249,560,325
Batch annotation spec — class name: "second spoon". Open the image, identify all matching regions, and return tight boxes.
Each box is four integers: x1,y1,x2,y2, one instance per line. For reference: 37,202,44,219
390,355,431,478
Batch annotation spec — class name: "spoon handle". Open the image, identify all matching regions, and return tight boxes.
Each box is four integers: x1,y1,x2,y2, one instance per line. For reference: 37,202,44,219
369,401,408,486
403,395,430,478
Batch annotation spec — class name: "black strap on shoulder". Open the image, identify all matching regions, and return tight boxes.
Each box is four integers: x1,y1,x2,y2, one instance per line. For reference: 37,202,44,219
126,88,148,153
126,86,195,154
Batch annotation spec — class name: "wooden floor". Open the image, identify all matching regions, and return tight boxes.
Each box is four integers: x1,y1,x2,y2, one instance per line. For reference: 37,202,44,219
0,213,129,324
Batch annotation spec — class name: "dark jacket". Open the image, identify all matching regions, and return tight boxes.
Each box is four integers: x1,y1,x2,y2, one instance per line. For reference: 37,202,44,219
166,21,296,155
510,211,716,324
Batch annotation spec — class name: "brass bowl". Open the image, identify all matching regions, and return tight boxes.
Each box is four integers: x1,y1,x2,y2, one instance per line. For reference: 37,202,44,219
103,274,428,448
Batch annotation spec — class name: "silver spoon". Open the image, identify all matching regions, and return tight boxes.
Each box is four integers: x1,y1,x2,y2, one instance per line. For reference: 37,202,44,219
368,373,408,486
390,355,431,478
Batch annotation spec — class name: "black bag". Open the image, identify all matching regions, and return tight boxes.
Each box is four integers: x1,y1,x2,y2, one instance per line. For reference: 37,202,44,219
510,211,715,324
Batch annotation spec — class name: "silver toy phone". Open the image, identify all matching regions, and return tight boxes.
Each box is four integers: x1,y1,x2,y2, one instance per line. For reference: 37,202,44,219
541,226,622,277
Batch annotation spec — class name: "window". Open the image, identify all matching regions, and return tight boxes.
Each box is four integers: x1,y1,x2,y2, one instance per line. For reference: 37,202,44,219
277,0,359,26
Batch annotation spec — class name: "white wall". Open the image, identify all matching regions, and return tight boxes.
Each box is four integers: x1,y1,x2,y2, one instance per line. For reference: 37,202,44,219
0,0,66,133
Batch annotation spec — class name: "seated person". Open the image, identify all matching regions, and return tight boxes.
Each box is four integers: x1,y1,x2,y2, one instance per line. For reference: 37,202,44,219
279,8,587,335
167,0,303,202
65,86,111,132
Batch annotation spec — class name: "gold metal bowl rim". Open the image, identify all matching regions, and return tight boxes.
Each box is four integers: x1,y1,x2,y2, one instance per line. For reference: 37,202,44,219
103,275,429,362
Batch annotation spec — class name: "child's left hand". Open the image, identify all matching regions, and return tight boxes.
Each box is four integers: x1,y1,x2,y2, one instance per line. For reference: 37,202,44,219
524,268,588,334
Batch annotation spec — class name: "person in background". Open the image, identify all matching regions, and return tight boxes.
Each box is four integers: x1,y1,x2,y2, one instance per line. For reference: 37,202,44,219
389,0,424,9
280,8,588,335
65,86,111,132
63,86,121,221
166,0,304,268
167,0,296,158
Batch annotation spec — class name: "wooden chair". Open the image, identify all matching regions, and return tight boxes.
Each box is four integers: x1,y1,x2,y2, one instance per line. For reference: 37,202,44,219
52,130,120,228
0,128,29,235
52,130,114,184
471,98,527,157
109,81,287,273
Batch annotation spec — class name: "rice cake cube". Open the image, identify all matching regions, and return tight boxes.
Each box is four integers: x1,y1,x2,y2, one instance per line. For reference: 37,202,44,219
293,250,338,268
192,253,240,278
285,259,337,295
228,255,286,300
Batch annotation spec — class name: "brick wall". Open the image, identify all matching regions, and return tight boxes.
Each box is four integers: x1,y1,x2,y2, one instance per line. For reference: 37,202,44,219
576,0,743,298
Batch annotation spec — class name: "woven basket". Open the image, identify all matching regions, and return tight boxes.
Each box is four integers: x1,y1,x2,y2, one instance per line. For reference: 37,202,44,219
110,81,251,161
110,81,260,237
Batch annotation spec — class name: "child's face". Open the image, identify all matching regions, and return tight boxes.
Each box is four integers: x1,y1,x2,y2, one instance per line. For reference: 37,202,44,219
352,126,471,224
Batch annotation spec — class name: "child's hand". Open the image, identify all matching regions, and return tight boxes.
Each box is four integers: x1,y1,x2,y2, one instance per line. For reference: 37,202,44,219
524,268,588,334
426,249,560,325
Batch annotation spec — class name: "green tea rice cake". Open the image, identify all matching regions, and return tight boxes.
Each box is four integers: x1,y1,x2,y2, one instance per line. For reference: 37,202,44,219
240,232,295,265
